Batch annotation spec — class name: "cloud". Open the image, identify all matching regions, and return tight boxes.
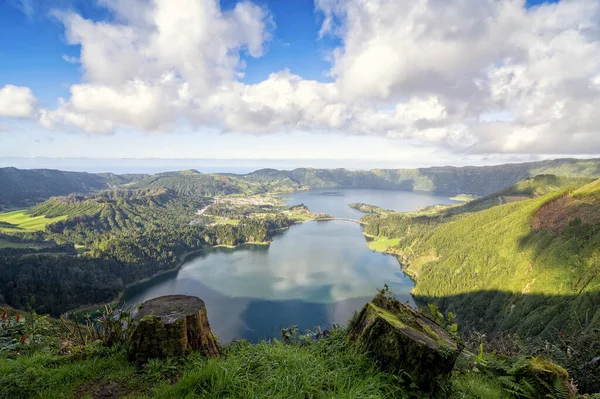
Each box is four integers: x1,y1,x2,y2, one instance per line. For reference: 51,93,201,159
61,54,79,63
8,0,34,19
39,0,600,155
41,0,273,132
0,85,37,119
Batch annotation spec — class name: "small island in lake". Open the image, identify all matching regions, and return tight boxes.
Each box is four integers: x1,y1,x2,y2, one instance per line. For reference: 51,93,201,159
348,202,393,214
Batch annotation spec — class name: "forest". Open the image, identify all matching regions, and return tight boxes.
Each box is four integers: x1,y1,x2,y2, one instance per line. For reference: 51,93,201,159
0,188,294,315
361,177,600,339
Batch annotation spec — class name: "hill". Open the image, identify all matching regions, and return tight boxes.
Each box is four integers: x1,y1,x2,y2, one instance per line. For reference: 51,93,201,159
131,170,263,197
2,158,600,209
244,157,600,195
0,167,146,210
361,177,600,338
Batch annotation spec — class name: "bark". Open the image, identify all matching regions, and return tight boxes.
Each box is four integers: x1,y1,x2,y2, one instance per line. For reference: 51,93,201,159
128,295,220,365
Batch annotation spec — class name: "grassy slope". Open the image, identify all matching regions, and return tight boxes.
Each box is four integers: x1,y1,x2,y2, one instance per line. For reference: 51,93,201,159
0,328,526,399
392,179,600,336
0,240,29,249
0,167,147,209
367,237,401,252
0,210,67,233
442,174,596,217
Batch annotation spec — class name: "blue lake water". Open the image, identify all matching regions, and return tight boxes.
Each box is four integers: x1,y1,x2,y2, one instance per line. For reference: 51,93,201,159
122,189,458,343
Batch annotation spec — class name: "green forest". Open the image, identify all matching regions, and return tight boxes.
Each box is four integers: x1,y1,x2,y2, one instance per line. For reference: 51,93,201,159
362,177,600,338
0,187,294,316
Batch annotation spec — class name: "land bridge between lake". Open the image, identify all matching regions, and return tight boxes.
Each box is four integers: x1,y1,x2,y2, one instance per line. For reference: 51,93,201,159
317,217,361,224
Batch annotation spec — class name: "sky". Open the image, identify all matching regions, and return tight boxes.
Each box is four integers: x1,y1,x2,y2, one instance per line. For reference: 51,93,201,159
0,0,599,170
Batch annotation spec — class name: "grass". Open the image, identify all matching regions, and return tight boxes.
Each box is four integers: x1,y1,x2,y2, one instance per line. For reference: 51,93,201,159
0,350,139,399
0,328,563,399
450,374,512,399
367,237,401,252
449,194,478,202
154,331,408,398
220,219,240,226
0,240,29,249
0,210,67,233
0,330,410,399
74,244,86,254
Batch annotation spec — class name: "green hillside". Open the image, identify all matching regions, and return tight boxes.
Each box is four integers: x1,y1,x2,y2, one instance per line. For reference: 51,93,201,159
362,177,600,338
3,158,600,209
0,188,294,315
246,158,600,196
0,210,67,233
0,167,147,210
131,170,264,197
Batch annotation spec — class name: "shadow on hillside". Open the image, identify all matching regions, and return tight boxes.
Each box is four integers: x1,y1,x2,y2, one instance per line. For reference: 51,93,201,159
415,289,600,339
418,165,532,195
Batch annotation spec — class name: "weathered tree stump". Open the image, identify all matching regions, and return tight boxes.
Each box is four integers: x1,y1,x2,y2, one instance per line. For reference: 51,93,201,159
348,293,464,391
127,295,220,365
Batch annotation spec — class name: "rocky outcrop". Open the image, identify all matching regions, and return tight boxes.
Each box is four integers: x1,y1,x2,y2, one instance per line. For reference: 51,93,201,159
348,292,463,390
127,295,220,365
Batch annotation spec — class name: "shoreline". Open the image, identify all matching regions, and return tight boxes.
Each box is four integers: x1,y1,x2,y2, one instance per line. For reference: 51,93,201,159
63,238,278,316
64,216,394,316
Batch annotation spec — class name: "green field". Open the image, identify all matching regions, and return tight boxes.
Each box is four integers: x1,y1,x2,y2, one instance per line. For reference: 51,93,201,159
449,194,478,202
366,237,401,252
0,210,67,233
0,239,30,249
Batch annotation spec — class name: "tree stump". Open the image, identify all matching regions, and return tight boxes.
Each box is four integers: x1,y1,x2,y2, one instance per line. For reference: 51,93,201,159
127,295,220,365
348,293,464,391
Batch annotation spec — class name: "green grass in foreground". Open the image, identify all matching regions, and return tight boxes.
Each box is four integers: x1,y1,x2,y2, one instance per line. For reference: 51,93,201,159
0,329,523,399
0,330,407,399
0,210,66,233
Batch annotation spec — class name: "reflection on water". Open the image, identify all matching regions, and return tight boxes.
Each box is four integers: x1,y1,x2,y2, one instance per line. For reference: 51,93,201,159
122,189,450,343
122,221,414,342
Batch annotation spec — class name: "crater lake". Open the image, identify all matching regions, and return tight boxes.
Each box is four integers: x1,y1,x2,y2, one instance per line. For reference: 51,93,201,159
121,189,459,342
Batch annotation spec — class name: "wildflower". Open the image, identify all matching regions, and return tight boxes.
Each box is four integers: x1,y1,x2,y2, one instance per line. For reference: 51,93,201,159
20,334,28,345
15,313,20,323
1,308,6,320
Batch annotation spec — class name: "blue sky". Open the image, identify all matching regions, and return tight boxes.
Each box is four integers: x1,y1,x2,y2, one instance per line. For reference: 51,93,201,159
0,0,597,170
0,0,338,102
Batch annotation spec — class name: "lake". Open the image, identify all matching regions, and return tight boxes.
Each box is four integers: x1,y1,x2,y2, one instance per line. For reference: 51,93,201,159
122,189,458,343
282,188,459,218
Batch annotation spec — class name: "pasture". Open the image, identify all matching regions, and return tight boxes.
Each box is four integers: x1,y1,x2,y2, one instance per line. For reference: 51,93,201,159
0,210,67,233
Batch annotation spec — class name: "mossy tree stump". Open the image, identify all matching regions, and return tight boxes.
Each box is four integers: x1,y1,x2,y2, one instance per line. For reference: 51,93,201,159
348,293,464,391
127,295,220,365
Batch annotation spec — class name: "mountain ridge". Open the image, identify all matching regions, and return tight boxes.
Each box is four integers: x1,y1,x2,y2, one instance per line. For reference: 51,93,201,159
2,157,600,209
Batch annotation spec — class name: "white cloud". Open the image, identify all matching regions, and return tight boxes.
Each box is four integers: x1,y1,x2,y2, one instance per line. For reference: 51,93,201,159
61,54,79,63
38,0,600,155
316,0,600,153
42,0,273,132
0,85,37,119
